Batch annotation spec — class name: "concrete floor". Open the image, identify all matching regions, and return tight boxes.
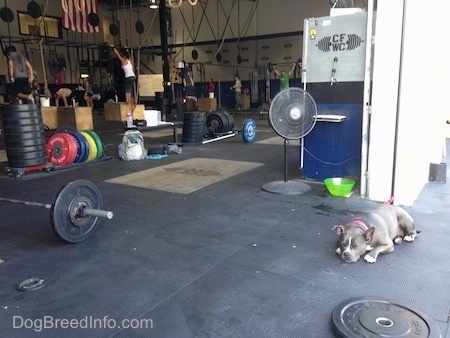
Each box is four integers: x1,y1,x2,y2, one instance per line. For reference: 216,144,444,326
0,107,448,337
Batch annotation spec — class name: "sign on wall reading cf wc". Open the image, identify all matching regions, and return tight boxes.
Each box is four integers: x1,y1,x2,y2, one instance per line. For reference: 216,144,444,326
302,12,368,83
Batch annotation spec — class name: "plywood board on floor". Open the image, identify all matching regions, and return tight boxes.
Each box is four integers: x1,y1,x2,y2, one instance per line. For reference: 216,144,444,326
255,136,285,145
106,157,263,194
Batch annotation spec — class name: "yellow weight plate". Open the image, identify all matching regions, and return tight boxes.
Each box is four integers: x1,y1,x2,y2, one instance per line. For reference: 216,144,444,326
79,131,97,161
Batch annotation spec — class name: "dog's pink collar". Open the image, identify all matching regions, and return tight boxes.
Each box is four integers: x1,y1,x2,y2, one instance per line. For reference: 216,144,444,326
348,219,369,231
335,219,369,233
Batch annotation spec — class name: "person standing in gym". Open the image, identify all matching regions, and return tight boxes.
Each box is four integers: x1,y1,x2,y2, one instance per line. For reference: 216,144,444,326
230,74,242,109
7,45,35,103
181,62,196,102
273,63,296,91
113,47,136,105
83,76,94,110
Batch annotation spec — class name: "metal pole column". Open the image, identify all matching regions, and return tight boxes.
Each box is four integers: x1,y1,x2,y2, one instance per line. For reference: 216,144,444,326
159,0,172,118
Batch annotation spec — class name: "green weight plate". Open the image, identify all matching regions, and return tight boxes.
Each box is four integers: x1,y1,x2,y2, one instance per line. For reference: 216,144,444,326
79,131,97,162
85,130,103,159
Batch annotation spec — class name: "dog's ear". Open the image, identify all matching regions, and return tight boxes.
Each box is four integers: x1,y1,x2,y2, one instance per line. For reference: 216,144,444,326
333,225,345,235
364,227,376,242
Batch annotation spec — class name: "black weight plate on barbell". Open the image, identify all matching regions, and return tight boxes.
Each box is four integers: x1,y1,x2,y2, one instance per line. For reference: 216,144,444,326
222,111,235,131
331,297,441,338
206,113,223,133
51,179,103,243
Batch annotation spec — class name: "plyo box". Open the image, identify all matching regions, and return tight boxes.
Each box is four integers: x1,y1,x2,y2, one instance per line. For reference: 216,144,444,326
57,107,94,131
104,102,145,121
41,107,59,129
197,98,217,112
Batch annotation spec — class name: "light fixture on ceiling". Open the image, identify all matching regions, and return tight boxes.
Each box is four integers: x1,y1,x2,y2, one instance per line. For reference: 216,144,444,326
149,0,158,9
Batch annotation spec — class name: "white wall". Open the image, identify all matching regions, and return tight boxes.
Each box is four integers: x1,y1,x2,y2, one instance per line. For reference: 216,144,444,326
368,0,449,206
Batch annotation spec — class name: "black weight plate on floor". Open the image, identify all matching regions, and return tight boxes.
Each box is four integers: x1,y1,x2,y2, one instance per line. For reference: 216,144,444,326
331,297,441,338
4,132,45,141
1,117,42,125
7,149,47,161
4,137,45,148
6,144,46,153
8,156,48,168
183,112,206,122
51,179,103,243
3,124,44,134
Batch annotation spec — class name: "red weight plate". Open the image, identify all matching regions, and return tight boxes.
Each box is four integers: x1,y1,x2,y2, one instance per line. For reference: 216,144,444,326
64,133,78,165
46,133,75,166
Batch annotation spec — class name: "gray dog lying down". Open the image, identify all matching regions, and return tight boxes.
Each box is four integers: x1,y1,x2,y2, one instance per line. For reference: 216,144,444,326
334,204,420,263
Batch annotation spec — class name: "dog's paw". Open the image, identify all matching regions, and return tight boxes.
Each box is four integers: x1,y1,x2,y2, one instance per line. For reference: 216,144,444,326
394,236,403,244
404,233,416,242
364,254,377,263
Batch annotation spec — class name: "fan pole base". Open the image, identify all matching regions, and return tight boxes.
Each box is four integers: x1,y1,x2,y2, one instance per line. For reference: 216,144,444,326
262,180,311,195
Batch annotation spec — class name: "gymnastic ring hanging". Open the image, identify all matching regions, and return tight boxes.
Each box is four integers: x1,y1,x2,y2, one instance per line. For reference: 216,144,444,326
187,0,198,5
168,0,182,9
61,0,68,13
75,0,84,11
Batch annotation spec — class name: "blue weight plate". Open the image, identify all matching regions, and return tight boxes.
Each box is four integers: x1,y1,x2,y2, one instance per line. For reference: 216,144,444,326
242,119,257,143
68,131,88,163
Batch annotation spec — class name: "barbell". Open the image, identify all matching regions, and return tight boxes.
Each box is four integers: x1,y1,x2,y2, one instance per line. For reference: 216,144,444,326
0,179,113,243
267,58,302,73
204,113,271,144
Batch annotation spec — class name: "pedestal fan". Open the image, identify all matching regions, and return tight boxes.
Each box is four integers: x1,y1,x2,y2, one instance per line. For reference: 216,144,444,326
262,87,318,195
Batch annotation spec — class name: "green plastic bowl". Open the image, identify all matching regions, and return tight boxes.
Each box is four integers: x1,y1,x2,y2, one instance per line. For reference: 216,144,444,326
324,177,355,197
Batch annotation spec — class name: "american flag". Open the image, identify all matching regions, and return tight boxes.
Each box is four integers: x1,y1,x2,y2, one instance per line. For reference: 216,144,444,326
62,0,101,33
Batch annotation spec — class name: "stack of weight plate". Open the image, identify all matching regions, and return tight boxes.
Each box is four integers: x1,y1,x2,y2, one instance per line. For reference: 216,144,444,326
1,104,48,168
46,127,104,166
181,112,206,144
